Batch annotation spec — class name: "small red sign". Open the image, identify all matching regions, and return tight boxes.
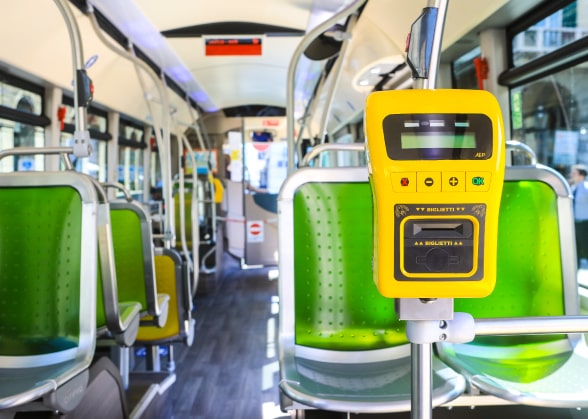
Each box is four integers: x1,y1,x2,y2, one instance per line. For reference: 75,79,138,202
205,38,262,56
250,222,262,235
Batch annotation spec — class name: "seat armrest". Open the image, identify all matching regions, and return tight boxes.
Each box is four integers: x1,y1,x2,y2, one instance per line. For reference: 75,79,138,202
113,302,142,347
155,294,170,328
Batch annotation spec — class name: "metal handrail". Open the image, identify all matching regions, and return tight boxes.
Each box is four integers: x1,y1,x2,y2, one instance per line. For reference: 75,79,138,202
101,182,134,203
301,143,365,167
0,146,75,170
316,13,359,144
506,140,538,165
87,5,175,248
53,0,91,158
286,0,368,174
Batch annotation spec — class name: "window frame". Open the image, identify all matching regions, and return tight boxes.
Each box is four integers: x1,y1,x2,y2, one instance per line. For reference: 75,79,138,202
0,69,49,127
501,0,585,88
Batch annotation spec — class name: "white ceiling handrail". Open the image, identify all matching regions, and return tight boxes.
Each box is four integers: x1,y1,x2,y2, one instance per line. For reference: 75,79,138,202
286,0,368,175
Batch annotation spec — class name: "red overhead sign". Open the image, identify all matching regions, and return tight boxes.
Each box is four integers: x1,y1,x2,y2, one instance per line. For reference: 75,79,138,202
205,38,262,56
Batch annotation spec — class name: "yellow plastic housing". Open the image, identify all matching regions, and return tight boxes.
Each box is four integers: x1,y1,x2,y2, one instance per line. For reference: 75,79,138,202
365,89,505,298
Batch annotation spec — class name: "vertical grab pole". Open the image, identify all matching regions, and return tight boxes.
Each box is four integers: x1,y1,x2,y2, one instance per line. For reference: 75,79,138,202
53,0,92,158
87,6,174,245
405,1,449,419
417,0,448,90
159,74,175,249
185,99,216,246
412,342,433,419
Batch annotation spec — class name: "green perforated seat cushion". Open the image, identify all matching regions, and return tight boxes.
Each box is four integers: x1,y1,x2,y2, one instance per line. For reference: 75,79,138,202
0,186,82,355
455,180,565,348
110,209,147,309
442,180,570,383
293,182,405,350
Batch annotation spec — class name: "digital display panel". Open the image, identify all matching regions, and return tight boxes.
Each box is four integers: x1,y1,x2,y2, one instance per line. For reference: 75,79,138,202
401,133,477,149
382,113,493,160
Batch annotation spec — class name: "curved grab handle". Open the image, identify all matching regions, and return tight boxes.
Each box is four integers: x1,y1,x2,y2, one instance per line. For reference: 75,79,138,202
301,143,365,167
53,0,91,158
0,146,75,170
286,0,368,174
101,182,134,202
506,141,537,165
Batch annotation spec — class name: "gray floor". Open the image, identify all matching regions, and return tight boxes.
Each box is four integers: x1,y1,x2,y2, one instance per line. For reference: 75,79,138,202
169,253,285,419
163,252,588,419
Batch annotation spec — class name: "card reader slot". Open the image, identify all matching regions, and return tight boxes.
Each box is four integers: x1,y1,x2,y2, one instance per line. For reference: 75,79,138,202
407,219,473,239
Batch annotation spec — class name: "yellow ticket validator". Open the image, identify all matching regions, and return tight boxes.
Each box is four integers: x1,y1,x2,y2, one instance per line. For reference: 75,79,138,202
365,89,505,298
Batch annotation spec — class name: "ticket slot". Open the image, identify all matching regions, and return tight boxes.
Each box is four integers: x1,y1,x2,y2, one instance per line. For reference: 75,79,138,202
402,218,474,275
408,221,472,239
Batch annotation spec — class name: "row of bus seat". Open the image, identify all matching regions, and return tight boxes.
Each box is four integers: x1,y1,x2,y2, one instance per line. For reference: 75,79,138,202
277,162,588,415
0,163,195,416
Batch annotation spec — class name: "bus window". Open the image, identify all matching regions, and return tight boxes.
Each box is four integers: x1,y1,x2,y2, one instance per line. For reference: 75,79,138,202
508,0,588,175
60,101,109,181
511,1,581,67
0,72,46,172
452,46,481,89
510,68,586,172
118,120,146,201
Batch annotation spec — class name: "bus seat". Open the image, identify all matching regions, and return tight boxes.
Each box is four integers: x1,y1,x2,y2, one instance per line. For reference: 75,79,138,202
109,200,170,329
135,248,195,369
0,172,98,412
213,176,224,204
173,182,201,296
95,199,142,348
174,190,194,249
437,165,588,408
277,167,465,414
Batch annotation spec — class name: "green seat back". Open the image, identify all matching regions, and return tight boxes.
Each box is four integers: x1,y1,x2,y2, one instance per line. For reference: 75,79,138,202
455,180,565,346
0,186,82,355
293,182,405,350
110,209,148,310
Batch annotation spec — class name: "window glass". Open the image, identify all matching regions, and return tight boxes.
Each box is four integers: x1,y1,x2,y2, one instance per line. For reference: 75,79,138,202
0,83,42,115
0,119,44,172
118,145,144,199
60,133,107,181
118,120,146,200
59,103,108,179
510,65,588,174
122,125,143,142
452,46,481,89
0,77,45,172
512,1,587,67
60,103,107,132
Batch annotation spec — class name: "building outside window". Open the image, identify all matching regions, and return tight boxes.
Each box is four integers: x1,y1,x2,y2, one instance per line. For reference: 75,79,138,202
118,120,146,200
0,72,47,172
508,0,588,175
511,2,584,67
